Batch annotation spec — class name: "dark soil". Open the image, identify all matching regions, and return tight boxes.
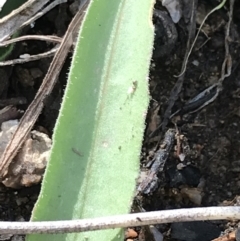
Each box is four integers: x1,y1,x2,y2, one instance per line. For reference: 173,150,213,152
0,0,240,241
137,0,240,240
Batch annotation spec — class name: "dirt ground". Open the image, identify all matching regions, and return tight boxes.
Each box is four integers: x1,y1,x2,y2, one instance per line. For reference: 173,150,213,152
0,0,240,241
137,0,240,240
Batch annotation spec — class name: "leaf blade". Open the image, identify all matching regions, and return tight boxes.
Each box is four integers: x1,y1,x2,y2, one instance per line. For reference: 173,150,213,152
27,0,154,240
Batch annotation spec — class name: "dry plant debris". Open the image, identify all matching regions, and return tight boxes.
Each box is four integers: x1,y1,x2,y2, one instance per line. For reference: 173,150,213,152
0,0,89,181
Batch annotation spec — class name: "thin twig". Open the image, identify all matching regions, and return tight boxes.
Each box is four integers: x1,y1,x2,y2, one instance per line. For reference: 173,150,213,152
0,0,50,42
0,47,58,66
0,0,67,42
20,0,67,30
174,0,227,78
0,0,90,178
0,207,239,234
217,0,233,87
0,35,62,47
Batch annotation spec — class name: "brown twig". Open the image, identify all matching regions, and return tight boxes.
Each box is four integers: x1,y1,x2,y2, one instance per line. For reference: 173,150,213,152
0,0,90,178
0,0,50,42
20,0,67,30
0,35,62,47
0,0,67,42
0,47,58,66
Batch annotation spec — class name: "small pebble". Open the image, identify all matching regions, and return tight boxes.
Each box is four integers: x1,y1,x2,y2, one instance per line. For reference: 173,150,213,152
125,228,138,239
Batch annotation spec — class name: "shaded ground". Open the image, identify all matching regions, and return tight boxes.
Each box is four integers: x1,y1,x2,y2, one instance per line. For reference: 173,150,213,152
0,0,240,240
137,0,240,240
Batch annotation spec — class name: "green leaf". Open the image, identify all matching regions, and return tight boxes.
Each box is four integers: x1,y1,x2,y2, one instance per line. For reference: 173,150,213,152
27,0,154,240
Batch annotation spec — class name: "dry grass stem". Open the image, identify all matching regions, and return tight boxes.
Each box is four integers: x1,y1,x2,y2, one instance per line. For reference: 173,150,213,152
0,206,239,235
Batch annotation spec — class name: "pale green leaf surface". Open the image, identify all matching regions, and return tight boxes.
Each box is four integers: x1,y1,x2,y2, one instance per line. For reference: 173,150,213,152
27,0,154,240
